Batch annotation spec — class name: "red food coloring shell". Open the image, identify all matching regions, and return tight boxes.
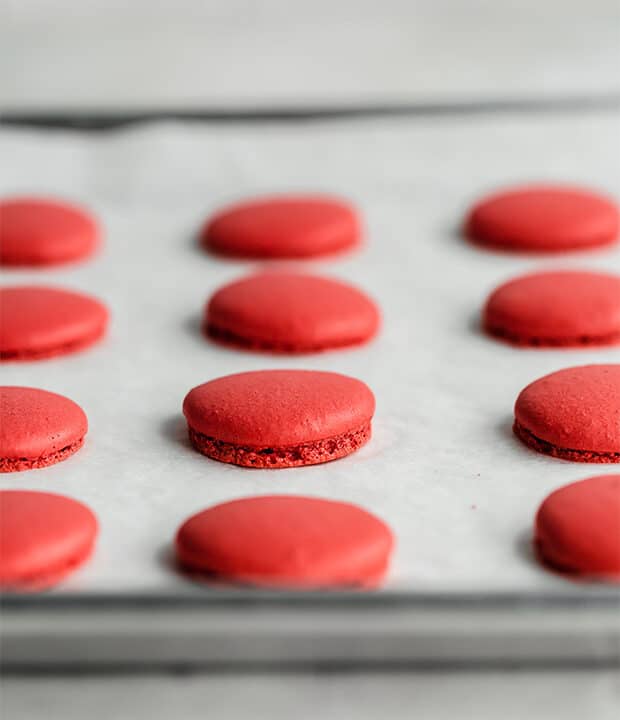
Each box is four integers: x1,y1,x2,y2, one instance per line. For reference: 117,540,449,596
0,286,109,361
0,490,98,590
201,195,361,259
183,370,375,468
466,184,619,252
205,271,380,353
176,495,394,588
0,197,99,267
484,270,620,347
535,475,620,580
0,386,88,472
514,365,620,463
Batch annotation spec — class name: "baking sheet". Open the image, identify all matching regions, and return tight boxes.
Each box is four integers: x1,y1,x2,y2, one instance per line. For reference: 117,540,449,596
1,111,619,597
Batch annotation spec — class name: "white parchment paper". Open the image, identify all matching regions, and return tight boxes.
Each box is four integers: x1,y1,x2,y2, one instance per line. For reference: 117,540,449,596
1,112,619,594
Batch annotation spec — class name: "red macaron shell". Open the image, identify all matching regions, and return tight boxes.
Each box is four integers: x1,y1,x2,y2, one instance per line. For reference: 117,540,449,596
0,490,98,590
466,185,619,252
484,270,620,347
175,495,394,588
0,197,99,267
535,475,620,580
205,271,380,353
514,365,620,463
0,387,88,472
201,195,360,258
183,370,375,468
0,286,109,361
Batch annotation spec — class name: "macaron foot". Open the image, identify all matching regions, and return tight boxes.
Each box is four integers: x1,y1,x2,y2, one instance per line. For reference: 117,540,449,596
0,328,106,362
486,324,620,348
188,422,371,468
513,420,620,463
0,438,85,473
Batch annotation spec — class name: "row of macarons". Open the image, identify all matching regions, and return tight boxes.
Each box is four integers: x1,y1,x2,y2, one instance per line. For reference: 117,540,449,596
3,265,620,360
2,182,620,358
1,473,619,591
2,359,620,475
1,182,619,268
1,360,619,590
462,181,619,589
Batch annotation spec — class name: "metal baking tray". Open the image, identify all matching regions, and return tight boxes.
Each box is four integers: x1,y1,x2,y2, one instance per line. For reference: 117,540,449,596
1,112,619,667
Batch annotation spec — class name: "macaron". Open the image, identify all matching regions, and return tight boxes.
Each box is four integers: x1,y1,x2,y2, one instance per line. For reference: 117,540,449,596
201,195,360,258
205,271,380,353
514,365,620,463
183,370,375,468
0,196,99,267
465,184,619,252
0,386,88,472
175,495,394,588
535,475,620,580
0,286,109,361
483,270,620,347
0,490,98,590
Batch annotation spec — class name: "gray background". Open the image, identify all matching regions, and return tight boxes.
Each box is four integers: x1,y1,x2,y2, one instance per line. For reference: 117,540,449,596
1,0,619,111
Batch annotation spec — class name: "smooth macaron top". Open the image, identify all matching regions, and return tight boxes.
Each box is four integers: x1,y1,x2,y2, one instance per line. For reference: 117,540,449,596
201,195,360,258
0,490,98,589
515,365,620,453
0,386,88,460
466,184,619,252
0,286,109,360
183,370,375,446
484,270,620,346
535,475,620,578
176,495,394,587
206,271,380,352
0,197,99,267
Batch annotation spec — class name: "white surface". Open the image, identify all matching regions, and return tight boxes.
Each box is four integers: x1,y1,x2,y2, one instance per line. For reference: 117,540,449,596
1,111,619,595
3,671,620,720
1,0,619,111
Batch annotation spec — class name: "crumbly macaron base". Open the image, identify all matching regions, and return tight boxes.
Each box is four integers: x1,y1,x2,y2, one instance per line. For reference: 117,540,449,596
205,322,372,354
513,420,620,463
188,422,371,468
486,323,620,348
0,438,85,473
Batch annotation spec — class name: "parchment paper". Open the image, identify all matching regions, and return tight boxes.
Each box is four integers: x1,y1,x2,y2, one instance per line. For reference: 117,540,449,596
1,111,619,594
